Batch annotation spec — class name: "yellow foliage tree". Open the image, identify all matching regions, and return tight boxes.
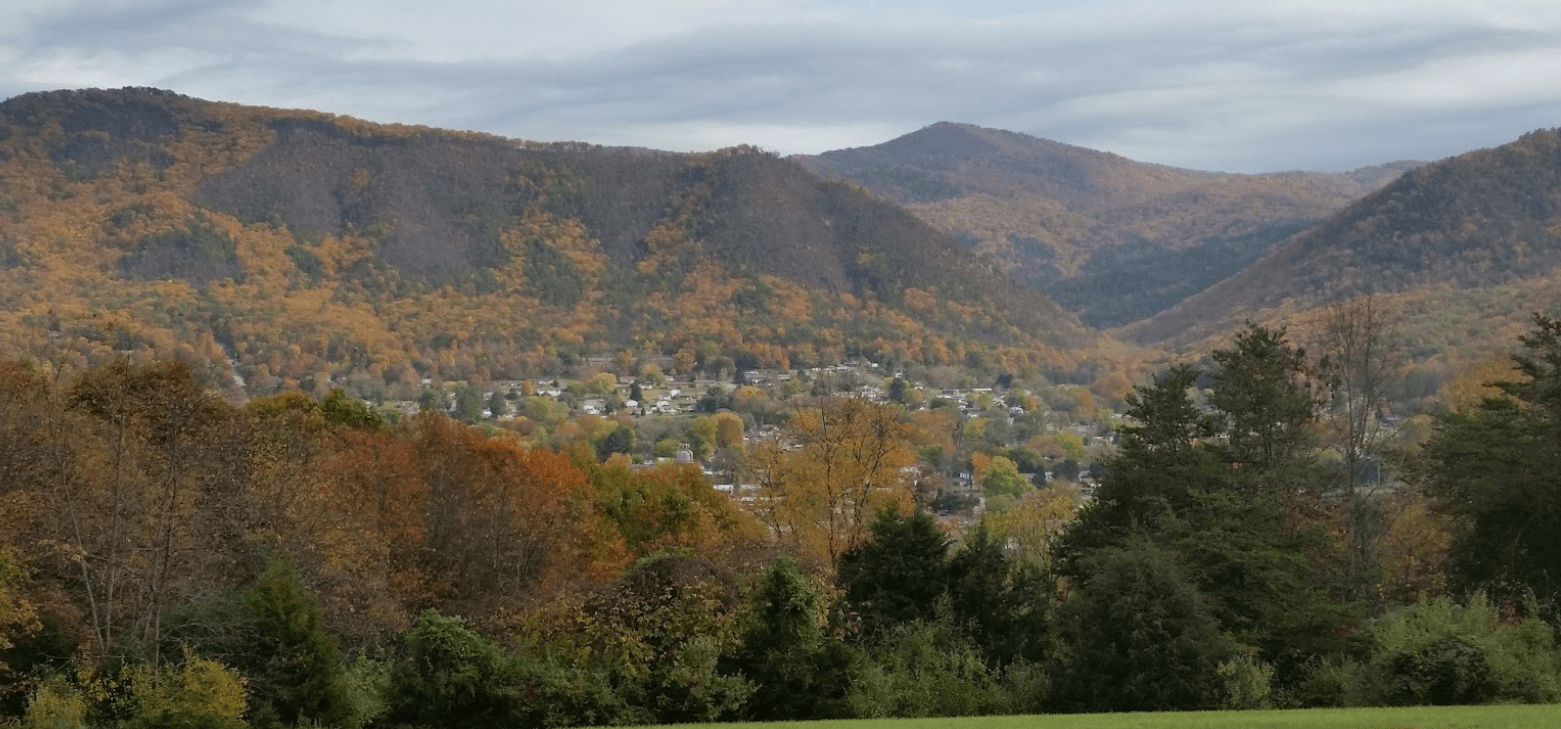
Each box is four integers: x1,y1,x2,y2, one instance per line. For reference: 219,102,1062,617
748,397,916,570
1439,355,1521,412
22,676,89,729
125,653,250,729
982,483,1082,571
1371,489,1454,608
0,548,37,652
714,412,745,449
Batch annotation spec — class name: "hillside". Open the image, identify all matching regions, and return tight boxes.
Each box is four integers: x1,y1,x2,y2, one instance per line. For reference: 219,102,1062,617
796,123,1420,328
0,88,1093,399
1129,128,1561,354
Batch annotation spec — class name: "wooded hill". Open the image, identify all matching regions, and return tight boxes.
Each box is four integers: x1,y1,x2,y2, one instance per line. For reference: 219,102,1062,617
1128,129,1561,373
0,89,1093,399
797,122,1421,328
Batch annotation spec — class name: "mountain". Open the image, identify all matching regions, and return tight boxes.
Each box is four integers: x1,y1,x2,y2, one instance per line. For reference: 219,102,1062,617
796,122,1421,328
1128,129,1561,351
0,89,1093,399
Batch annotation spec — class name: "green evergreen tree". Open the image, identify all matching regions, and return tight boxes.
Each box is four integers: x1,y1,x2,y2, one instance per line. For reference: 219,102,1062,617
595,425,635,462
452,384,484,424
416,387,442,413
1055,365,1224,562
162,557,353,729
1425,314,1561,618
1056,330,1350,691
724,557,856,720
240,558,354,729
1208,324,1319,482
946,524,1051,666
838,512,951,641
888,377,908,404
1050,540,1237,713
486,389,507,419
1161,489,1349,684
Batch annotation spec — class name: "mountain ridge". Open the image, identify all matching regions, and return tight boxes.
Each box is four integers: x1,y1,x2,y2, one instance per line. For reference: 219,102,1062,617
0,88,1094,399
1126,128,1561,348
795,122,1424,330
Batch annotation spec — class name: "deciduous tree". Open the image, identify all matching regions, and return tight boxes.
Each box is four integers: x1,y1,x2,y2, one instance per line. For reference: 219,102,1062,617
749,397,916,569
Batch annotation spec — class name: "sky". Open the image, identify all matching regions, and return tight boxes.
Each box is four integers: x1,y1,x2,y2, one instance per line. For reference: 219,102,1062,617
3,0,1561,173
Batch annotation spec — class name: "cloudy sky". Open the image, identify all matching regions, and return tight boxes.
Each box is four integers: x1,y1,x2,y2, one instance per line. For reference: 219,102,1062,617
4,0,1560,173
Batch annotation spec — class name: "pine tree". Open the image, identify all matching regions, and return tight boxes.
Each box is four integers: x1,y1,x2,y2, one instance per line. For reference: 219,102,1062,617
838,512,950,640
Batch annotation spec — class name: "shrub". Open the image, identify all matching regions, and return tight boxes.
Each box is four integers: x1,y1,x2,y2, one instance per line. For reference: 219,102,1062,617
846,614,1014,718
22,676,87,729
384,611,516,729
508,656,630,729
1283,658,1359,708
123,654,250,729
1384,636,1493,705
341,657,391,729
1216,653,1275,709
1362,595,1561,705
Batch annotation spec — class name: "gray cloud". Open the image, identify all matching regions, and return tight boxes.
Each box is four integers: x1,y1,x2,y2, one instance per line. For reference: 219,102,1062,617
2,0,1559,172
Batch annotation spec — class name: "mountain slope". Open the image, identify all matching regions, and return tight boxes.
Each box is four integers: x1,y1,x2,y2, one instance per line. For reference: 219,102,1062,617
0,88,1093,398
797,123,1420,328
1129,128,1561,347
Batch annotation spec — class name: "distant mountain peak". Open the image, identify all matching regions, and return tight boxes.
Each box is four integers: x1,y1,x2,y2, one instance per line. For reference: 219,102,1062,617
796,121,1421,331
873,121,1002,158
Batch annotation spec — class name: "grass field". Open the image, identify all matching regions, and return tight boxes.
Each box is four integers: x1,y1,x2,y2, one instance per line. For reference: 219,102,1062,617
643,705,1560,729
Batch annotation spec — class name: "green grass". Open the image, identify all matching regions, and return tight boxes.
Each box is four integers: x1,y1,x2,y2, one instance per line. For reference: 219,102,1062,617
642,705,1560,729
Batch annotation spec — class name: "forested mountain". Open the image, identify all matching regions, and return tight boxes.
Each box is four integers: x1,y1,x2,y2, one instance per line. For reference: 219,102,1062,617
797,122,1420,328
0,89,1093,398
1129,129,1561,352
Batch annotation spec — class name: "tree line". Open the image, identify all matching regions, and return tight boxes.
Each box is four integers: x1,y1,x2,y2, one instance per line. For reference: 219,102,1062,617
2,312,1560,727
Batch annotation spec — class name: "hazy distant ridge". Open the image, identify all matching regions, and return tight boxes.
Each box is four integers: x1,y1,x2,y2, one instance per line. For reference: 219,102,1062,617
797,122,1423,330
1129,128,1561,344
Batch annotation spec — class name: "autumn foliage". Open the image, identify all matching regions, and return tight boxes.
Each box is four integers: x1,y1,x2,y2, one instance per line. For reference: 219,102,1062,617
0,88,1092,403
0,358,760,670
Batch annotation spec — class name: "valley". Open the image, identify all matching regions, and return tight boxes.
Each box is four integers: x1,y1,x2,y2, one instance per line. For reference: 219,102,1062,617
3,86,1560,729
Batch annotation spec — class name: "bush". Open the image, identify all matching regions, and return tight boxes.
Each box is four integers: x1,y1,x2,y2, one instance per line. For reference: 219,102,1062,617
997,659,1049,716
516,555,751,726
1360,595,1561,706
1216,653,1274,709
508,657,630,729
384,611,517,729
341,657,391,729
1384,636,1493,705
123,654,250,729
846,615,1015,718
22,675,87,729
1283,658,1359,708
